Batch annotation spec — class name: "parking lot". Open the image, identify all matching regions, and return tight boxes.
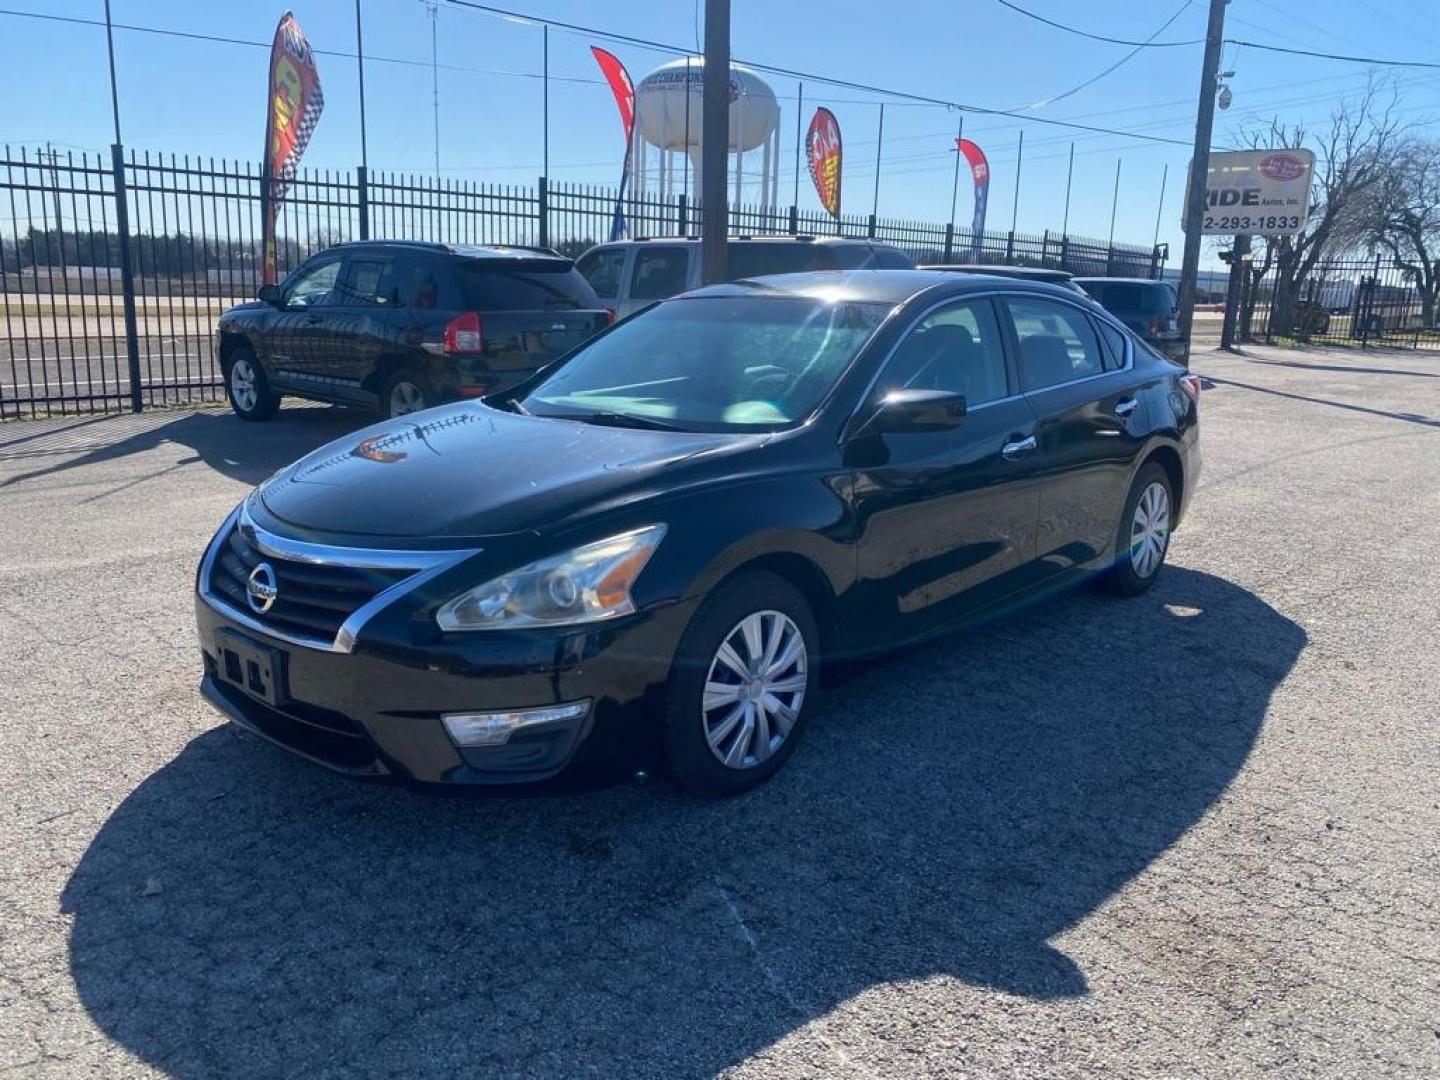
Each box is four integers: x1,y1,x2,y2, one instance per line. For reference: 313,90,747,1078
1,342,1436,1077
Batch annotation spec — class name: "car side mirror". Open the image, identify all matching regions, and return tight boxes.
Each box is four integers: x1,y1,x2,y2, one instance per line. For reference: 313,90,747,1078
859,388,967,437
256,283,281,306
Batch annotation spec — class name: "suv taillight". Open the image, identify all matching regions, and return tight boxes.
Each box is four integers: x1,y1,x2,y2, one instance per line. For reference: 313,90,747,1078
444,311,484,355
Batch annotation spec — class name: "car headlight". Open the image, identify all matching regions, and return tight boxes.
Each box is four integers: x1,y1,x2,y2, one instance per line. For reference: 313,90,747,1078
435,525,667,631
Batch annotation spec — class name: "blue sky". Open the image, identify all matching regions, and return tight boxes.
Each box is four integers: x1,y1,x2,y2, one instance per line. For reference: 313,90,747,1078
3,0,1439,269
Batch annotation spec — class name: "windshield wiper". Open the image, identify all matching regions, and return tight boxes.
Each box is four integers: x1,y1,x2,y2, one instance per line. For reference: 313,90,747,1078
506,397,531,416
567,410,686,431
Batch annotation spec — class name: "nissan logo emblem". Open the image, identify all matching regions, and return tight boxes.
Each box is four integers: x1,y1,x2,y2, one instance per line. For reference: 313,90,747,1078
246,562,279,614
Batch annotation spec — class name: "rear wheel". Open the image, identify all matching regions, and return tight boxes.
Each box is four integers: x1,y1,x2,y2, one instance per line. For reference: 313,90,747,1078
1106,462,1173,596
663,573,819,797
381,368,435,419
224,346,279,421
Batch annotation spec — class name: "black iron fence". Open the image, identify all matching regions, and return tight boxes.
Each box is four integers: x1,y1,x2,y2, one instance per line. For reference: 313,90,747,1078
1,143,1164,420
1238,256,1440,351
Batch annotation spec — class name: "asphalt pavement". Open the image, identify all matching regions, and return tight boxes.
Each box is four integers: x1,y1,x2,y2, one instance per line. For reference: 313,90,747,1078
1,342,1437,1078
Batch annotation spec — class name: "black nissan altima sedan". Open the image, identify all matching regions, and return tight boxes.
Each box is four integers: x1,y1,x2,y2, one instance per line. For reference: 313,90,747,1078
196,270,1200,796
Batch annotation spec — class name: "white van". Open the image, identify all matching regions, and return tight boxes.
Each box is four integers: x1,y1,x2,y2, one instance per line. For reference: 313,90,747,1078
575,235,914,318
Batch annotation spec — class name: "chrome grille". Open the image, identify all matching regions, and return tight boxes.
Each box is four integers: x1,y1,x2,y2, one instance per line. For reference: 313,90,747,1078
209,524,412,644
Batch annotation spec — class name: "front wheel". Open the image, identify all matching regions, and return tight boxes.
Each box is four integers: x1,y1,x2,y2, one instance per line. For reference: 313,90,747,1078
224,347,280,421
1106,462,1174,596
663,573,820,797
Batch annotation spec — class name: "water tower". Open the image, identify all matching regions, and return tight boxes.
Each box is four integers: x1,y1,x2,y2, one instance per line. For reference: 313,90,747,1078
632,57,780,213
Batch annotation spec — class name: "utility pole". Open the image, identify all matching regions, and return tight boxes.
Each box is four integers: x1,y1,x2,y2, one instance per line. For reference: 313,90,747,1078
700,0,730,285
1178,0,1228,364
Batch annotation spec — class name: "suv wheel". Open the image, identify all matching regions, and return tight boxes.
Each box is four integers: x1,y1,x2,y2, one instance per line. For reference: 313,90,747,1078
382,368,435,419
663,573,819,797
224,346,280,421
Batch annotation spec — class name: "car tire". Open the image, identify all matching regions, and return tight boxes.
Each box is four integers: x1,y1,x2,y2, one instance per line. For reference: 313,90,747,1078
1105,462,1174,597
224,345,280,421
663,573,820,797
381,367,436,419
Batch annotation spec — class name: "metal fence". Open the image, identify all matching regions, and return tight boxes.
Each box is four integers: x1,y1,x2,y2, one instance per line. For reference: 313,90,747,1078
1,143,1164,420
1239,256,1440,351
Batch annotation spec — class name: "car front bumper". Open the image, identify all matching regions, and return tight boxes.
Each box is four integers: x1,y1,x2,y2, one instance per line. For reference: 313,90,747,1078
195,592,695,787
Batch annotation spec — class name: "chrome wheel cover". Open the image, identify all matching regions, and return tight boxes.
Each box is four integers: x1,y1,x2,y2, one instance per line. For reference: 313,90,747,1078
702,610,808,770
389,381,425,416
229,358,258,412
1130,481,1171,579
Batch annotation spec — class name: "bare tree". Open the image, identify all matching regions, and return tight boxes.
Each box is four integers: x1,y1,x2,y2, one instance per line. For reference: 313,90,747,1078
1233,81,1402,336
1357,138,1440,326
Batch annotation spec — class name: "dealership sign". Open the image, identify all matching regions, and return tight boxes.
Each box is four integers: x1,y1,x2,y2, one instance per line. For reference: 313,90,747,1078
1189,148,1315,236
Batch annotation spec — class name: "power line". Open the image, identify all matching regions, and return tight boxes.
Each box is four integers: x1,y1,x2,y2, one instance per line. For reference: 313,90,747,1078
1228,39,1440,70
992,0,1202,47
1023,0,1195,110
0,6,601,85
445,0,1198,147
992,0,1440,70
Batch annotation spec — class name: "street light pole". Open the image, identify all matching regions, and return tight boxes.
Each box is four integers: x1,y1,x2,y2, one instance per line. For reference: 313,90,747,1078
1177,0,1229,363
700,0,730,285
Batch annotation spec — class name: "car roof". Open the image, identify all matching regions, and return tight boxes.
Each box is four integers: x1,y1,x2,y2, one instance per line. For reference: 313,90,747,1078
685,269,1093,305
333,240,567,261
922,264,1073,280
1072,276,1168,286
606,235,886,247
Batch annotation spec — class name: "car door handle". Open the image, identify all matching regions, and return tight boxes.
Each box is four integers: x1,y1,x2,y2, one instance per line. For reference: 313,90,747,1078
1114,398,1139,417
1002,435,1037,460
304,314,324,325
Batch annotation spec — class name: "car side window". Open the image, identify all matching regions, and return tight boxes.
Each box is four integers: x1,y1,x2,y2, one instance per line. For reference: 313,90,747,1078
630,247,689,301
1094,317,1129,371
1006,297,1105,391
400,262,445,311
335,258,395,307
280,257,342,309
576,248,625,301
876,299,1009,406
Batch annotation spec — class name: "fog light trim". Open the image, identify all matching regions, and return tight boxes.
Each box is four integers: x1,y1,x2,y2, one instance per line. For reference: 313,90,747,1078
441,700,591,747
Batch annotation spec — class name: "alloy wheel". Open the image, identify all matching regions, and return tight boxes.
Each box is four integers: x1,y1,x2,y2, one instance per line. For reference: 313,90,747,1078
702,610,808,770
229,358,257,412
389,381,426,416
1130,481,1171,579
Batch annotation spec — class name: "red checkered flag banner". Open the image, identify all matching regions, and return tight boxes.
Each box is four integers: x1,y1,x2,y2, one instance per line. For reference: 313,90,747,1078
262,11,324,284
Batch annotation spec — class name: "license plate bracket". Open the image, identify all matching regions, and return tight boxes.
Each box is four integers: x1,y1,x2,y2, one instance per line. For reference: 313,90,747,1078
215,628,287,707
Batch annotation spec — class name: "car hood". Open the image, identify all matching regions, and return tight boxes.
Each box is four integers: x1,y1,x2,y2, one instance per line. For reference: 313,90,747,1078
257,403,746,540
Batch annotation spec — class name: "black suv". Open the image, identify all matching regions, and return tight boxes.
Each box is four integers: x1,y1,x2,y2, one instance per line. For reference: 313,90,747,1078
1073,277,1185,361
216,241,610,420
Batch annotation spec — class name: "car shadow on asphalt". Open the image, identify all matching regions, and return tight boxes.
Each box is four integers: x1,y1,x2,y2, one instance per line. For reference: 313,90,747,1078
61,567,1304,1077
0,406,365,489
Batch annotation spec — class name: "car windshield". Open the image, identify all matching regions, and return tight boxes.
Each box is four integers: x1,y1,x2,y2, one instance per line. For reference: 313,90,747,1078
521,295,890,432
